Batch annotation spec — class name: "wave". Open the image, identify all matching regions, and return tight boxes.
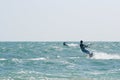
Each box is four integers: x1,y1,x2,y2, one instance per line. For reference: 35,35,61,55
0,57,47,62
92,52,120,60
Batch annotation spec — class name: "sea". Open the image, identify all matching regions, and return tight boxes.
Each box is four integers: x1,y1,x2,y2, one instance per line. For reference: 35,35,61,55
0,42,120,80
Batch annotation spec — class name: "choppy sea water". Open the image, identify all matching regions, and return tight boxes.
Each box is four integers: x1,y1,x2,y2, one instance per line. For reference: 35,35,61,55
0,42,120,80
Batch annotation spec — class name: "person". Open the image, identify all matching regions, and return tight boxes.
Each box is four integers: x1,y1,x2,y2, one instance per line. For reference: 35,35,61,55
63,42,68,46
80,40,93,57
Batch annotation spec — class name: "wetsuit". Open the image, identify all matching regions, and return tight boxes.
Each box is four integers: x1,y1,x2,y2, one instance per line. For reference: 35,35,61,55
63,42,68,46
80,43,90,54
80,41,93,57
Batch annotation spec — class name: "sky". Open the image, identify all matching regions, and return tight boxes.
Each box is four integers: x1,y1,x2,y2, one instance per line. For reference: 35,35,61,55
0,0,120,41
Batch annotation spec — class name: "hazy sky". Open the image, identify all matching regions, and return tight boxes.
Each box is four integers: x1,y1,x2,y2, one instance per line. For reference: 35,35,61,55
0,0,120,41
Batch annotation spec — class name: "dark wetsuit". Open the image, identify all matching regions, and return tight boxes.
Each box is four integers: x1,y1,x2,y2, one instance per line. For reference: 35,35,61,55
80,43,90,54
63,42,68,46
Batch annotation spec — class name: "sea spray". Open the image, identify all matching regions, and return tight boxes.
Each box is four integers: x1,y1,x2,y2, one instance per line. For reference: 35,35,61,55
92,52,120,60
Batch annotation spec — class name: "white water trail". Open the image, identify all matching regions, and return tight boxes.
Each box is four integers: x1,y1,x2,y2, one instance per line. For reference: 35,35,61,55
92,52,120,60
67,43,79,47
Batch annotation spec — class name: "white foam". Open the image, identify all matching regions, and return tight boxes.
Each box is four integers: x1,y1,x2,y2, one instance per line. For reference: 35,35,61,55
67,43,78,47
92,52,120,60
0,58,7,61
12,58,23,63
28,58,47,61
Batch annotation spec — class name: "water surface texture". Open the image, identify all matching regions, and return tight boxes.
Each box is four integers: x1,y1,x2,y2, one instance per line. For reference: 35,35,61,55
0,42,120,80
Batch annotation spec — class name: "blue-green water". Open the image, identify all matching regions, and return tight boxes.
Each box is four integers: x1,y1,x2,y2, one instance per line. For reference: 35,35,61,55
0,42,120,80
